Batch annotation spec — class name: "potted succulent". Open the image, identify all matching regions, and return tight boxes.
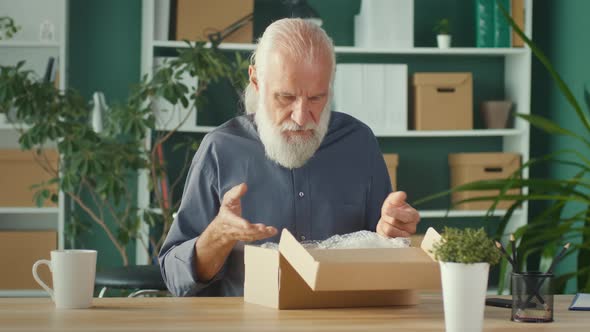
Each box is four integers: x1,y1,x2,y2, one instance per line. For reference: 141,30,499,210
432,227,501,332
434,18,451,48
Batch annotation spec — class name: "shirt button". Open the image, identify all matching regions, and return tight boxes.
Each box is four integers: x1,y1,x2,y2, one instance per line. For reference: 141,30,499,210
298,192,305,197
301,235,306,241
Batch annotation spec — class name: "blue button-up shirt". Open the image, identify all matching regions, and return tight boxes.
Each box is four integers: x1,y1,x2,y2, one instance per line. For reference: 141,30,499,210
159,112,392,296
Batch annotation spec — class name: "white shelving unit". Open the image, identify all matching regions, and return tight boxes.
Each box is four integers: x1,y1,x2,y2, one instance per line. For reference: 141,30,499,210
0,0,67,297
139,0,533,263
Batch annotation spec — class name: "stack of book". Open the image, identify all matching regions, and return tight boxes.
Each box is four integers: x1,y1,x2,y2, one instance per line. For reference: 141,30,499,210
476,0,525,48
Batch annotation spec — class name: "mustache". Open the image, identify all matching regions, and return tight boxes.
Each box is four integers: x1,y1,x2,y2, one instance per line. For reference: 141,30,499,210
280,121,317,132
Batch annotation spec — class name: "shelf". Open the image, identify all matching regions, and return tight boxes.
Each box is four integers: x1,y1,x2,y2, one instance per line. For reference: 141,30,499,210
162,124,523,137
152,40,529,56
0,207,59,214
375,129,524,137
420,209,522,218
0,123,30,131
0,289,49,297
153,40,255,51
335,46,528,56
0,40,61,49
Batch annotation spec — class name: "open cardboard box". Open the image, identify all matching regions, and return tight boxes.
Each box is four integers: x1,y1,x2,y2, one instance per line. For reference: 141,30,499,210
244,227,442,309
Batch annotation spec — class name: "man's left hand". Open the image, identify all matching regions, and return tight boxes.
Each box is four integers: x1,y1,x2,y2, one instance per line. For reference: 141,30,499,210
376,191,420,238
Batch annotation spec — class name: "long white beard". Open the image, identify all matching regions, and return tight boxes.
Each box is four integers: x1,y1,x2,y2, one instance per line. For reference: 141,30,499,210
255,98,331,169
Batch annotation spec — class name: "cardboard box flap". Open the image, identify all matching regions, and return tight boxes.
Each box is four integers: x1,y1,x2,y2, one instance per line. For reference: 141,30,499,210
449,153,520,167
413,72,472,87
420,227,441,261
278,229,321,290
383,154,399,167
278,229,441,291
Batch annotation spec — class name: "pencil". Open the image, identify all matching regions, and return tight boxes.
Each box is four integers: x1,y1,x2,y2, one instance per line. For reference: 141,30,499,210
522,243,571,309
547,243,571,274
510,234,518,273
495,241,516,269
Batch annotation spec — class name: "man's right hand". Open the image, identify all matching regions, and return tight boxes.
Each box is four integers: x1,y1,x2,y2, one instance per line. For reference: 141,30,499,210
195,183,277,281
211,182,278,243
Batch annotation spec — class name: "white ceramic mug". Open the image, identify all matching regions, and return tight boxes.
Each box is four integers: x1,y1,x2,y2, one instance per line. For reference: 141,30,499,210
32,250,97,309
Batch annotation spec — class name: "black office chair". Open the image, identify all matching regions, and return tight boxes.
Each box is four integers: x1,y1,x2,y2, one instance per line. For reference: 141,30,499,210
95,264,169,297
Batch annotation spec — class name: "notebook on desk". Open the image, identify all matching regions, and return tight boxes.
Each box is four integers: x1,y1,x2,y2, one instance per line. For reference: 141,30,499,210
569,293,590,311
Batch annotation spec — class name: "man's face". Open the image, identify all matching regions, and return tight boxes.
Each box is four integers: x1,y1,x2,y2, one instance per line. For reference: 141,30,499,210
252,50,333,168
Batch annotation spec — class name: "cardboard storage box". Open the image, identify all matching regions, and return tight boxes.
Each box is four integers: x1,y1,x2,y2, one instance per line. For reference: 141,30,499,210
175,0,253,43
449,153,521,210
0,231,56,289
244,228,441,309
0,149,59,207
413,73,473,130
383,153,399,191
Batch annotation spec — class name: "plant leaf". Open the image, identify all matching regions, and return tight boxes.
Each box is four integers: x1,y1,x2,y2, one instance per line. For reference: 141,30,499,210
497,1,590,133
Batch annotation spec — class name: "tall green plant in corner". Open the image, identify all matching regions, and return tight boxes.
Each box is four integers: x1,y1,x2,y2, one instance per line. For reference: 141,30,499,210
0,41,248,266
415,3,590,293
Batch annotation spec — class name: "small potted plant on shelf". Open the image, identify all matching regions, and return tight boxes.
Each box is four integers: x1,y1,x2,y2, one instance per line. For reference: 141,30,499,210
434,18,451,48
0,16,20,40
432,227,501,332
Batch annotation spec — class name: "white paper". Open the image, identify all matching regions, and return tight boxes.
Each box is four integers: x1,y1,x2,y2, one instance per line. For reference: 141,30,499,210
570,293,590,310
334,63,408,135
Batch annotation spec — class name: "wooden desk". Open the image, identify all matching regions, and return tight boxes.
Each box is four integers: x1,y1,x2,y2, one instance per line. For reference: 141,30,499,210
0,295,587,331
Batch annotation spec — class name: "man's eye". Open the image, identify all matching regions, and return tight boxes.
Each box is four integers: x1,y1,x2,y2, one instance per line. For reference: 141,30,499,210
309,96,323,103
278,95,296,103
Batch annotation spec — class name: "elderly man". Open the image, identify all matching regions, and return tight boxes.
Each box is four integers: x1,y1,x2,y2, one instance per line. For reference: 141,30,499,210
159,18,420,297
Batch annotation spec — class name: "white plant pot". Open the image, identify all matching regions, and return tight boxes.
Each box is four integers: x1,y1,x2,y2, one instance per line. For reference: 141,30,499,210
440,261,490,332
437,34,452,48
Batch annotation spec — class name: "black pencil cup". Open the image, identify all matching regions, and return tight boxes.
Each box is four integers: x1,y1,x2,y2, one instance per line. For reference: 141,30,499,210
511,272,554,323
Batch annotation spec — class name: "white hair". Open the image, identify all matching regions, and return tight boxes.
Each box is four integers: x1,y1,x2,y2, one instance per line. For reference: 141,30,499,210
243,18,336,115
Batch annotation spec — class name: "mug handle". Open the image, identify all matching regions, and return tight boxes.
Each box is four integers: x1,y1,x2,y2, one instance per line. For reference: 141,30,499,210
32,259,54,300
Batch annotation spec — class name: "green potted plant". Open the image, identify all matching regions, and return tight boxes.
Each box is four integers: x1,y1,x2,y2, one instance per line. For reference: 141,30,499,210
0,41,248,266
0,16,19,40
416,3,590,294
432,227,501,332
433,18,451,48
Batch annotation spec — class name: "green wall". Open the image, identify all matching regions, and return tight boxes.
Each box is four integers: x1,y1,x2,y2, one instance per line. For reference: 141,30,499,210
68,0,141,269
531,0,590,292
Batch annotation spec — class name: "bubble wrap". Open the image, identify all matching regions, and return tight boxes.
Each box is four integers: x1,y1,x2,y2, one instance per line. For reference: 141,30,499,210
259,230,410,250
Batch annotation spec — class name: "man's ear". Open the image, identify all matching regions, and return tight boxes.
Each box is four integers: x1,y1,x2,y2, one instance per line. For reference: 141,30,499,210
249,65,259,92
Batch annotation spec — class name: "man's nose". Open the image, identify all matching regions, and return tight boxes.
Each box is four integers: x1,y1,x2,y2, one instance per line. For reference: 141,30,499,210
291,98,311,126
